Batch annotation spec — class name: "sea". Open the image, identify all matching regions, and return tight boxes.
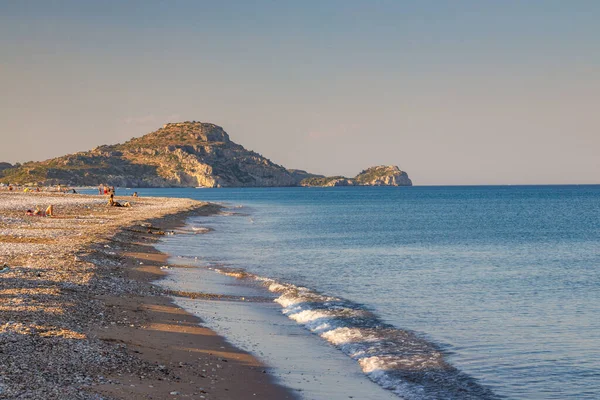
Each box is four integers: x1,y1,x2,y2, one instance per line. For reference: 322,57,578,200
93,185,600,399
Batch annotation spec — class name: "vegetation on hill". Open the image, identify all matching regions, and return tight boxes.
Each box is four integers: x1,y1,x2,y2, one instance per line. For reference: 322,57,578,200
300,176,348,187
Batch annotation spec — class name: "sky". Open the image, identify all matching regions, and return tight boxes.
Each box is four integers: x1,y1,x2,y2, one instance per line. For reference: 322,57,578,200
0,1,598,185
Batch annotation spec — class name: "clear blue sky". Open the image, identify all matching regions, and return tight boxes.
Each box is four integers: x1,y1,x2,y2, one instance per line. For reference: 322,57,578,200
1,1,598,184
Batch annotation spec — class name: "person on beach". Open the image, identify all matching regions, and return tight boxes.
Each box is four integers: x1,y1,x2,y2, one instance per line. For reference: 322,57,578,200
27,205,53,217
108,194,131,208
132,192,138,197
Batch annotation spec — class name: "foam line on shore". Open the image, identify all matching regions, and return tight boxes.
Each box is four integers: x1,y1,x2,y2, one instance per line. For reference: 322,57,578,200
210,266,499,400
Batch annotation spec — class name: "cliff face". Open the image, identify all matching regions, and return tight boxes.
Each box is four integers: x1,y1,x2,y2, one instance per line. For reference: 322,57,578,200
0,122,413,187
109,122,299,187
0,122,298,187
300,166,412,187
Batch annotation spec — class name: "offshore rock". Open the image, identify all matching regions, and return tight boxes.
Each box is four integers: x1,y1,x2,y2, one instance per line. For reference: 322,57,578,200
354,165,412,186
300,166,412,187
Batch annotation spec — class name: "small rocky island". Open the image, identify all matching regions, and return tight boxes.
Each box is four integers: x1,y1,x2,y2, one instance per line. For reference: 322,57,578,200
0,122,413,187
300,165,412,187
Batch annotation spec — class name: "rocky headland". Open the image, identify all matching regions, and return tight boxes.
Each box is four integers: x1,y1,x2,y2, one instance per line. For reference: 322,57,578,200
300,165,412,187
0,122,412,187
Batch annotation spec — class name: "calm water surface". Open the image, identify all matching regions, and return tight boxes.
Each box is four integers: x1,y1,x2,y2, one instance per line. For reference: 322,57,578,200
117,185,599,399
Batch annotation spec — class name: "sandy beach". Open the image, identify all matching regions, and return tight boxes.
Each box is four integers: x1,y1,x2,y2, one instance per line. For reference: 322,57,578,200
0,191,295,399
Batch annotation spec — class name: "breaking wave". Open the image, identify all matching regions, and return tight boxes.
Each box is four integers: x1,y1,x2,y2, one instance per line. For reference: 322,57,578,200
211,267,499,400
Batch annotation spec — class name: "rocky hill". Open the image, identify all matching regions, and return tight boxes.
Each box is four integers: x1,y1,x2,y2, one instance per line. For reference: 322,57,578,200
0,122,300,187
0,122,412,187
300,166,412,187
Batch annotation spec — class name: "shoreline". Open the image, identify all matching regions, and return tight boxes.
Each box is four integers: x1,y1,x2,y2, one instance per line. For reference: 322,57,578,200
0,192,295,399
90,206,295,400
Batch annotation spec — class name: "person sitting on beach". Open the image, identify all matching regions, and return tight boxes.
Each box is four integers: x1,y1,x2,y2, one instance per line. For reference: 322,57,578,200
132,192,138,197
108,194,131,208
27,205,53,217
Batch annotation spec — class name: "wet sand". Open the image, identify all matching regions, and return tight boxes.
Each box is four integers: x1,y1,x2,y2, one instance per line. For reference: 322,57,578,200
0,191,295,399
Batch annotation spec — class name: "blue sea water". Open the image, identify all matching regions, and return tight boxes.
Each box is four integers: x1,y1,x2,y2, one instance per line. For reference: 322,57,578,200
115,185,599,399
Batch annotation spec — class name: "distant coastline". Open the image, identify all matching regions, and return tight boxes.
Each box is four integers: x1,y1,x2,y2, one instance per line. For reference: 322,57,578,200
0,121,412,188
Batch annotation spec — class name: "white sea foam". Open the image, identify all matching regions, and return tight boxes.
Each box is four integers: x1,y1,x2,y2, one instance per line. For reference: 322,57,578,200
205,266,499,400
322,327,366,346
266,282,289,293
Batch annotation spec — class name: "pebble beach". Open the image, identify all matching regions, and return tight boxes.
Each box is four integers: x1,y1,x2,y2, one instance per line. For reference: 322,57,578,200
0,191,293,400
